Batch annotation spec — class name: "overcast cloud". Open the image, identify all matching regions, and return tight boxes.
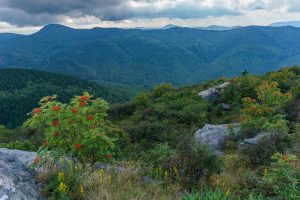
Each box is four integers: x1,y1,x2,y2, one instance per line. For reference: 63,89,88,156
0,0,300,34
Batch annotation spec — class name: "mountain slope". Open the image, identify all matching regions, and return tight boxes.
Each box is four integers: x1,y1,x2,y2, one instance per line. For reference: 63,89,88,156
1,25,300,87
0,68,130,128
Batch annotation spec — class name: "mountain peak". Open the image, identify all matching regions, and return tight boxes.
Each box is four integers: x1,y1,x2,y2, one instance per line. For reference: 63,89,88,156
38,24,74,33
162,24,180,29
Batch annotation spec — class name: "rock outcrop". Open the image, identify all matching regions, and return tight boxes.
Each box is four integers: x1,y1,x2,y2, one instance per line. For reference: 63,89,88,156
198,82,229,102
0,148,44,200
242,132,272,145
195,123,240,150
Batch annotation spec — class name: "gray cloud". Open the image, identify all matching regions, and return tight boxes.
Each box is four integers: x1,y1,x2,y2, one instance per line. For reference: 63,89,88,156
0,0,241,26
252,1,266,10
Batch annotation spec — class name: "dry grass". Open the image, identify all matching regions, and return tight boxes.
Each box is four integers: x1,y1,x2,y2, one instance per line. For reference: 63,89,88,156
82,164,181,200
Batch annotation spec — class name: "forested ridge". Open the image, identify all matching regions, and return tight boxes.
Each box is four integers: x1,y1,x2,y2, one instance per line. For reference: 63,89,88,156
0,68,131,128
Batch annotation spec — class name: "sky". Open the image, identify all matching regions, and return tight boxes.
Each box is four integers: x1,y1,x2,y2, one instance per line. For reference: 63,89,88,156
0,0,300,34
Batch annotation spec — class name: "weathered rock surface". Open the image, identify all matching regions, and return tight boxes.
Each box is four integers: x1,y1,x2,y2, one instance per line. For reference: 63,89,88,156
0,148,44,200
195,123,240,150
242,132,272,145
198,82,229,102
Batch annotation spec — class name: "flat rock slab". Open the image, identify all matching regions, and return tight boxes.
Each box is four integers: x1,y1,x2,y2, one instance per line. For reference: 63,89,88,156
0,148,44,200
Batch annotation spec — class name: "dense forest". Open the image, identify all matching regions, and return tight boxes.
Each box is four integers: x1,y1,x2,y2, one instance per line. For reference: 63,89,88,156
1,25,300,87
0,68,132,128
0,66,299,199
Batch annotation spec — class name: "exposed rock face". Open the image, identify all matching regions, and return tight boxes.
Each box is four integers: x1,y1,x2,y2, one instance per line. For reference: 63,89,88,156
0,148,44,200
195,123,240,150
198,82,229,102
242,133,272,145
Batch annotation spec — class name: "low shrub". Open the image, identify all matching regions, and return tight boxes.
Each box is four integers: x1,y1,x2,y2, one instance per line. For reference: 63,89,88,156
239,133,292,166
182,188,266,200
259,153,300,199
160,138,224,189
0,140,36,151
182,188,230,200
138,143,176,167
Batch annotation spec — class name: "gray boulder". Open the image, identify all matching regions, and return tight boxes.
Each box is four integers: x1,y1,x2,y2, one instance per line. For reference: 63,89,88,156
198,82,229,102
195,123,240,150
0,148,44,200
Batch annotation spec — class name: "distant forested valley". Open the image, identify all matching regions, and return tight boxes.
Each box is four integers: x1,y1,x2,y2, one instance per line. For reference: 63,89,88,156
0,68,133,128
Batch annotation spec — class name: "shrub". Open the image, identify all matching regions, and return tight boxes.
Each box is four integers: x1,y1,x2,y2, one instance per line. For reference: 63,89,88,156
152,83,176,100
161,138,224,189
259,153,300,199
182,188,230,200
239,133,292,166
134,91,151,107
0,126,42,151
0,140,36,151
241,81,292,134
222,75,262,105
24,92,123,164
139,143,176,167
108,102,136,119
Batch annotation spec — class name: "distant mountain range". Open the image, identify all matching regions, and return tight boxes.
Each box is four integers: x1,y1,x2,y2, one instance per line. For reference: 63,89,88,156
0,24,300,87
270,21,300,27
148,24,241,31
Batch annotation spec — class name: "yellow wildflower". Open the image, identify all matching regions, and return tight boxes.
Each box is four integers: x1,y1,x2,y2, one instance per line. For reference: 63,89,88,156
58,172,64,182
79,185,84,195
99,169,104,185
58,182,67,193
107,175,111,185
173,166,178,176
225,189,231,196
164,171,168,178
264,168,269,177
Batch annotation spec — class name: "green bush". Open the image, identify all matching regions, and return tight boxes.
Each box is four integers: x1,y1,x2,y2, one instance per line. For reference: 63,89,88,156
139,143,176,167
241,81,292,134
0,140,36,151
239,133,292,166
259,153,300,199
162,138,224,189
24,92,124,164
0,125,42,151
182,188,230,200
